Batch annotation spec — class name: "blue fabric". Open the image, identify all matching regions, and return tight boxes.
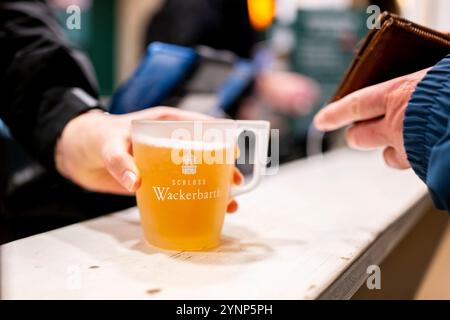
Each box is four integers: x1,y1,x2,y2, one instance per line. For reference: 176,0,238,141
404,54,450,212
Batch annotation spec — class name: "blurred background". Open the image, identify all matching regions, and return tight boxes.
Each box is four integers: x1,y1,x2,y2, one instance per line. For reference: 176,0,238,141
2,0,450,241
48,0,450,158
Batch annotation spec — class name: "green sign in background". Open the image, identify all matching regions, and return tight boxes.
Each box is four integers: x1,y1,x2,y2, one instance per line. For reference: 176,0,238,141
56,0,116,96
290,9,368,134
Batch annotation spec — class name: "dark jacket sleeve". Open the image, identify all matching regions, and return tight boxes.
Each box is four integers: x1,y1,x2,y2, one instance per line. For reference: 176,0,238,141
403,54,450,212
0,0,104,170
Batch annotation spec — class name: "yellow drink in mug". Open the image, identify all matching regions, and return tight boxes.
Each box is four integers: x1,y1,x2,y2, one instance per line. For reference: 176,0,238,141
131,120,269,251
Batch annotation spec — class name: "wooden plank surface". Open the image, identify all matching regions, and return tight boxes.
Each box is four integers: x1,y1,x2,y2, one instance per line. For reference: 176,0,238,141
318,194,431,299
0,149,429,299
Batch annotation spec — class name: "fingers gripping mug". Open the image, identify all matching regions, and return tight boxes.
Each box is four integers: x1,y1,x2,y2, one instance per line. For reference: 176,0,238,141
131,120,270,251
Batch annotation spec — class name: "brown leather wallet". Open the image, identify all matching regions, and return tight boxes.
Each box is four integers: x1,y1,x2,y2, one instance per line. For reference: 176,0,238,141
331,12,450,102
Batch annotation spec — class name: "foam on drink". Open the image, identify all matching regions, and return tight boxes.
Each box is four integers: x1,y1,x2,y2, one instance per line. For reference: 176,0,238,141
132,134,232,151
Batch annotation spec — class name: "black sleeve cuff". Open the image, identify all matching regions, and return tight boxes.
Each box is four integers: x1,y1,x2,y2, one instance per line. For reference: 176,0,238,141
33,87,105,171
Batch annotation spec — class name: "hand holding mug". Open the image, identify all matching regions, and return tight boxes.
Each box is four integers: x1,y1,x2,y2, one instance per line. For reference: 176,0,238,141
55,107,242,213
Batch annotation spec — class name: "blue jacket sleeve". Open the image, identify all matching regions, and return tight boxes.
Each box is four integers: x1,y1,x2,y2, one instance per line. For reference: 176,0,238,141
403,54,450,212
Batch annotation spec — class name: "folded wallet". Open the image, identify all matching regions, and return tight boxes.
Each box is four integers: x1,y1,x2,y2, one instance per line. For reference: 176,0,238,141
332,12,450,102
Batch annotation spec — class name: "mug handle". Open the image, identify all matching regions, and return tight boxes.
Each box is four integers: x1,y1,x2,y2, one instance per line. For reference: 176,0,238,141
230,121,270,198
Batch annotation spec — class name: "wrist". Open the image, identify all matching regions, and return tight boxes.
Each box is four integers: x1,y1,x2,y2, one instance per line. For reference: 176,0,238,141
55,109,108,178
403,65,449,182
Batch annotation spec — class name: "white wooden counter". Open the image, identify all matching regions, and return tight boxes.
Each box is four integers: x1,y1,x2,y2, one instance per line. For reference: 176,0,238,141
0,149,431,299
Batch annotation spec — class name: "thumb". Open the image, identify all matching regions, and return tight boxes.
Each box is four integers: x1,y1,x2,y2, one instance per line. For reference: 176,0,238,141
383,147,410,170
102,138,141,192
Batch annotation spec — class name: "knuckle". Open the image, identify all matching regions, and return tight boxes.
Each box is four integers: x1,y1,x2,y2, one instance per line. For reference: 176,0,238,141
102,147,122,167
317,111,329,124
154,106,173,119
383,147,396,168
349,94,361,118
384,87,395,111
382,151,391,167
110,153,123,166
346,127,359,147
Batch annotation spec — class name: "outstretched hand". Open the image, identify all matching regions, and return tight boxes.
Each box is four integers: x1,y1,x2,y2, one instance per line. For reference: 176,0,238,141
314,69,428,169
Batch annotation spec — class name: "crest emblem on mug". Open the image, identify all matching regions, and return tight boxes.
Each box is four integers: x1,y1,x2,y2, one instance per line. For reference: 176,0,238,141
181,154,197,175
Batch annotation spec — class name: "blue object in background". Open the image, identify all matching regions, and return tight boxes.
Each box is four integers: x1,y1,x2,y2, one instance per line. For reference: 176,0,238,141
109,42,198,114
216,60,256,114
0,119,11,139
109,42,257,116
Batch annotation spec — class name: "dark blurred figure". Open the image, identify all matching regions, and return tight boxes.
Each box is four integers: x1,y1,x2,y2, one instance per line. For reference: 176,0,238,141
0,0,136,243
147,0,400,59
143,0,321,164
370,0,400,14
144,0,320,120
145,0,258,59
